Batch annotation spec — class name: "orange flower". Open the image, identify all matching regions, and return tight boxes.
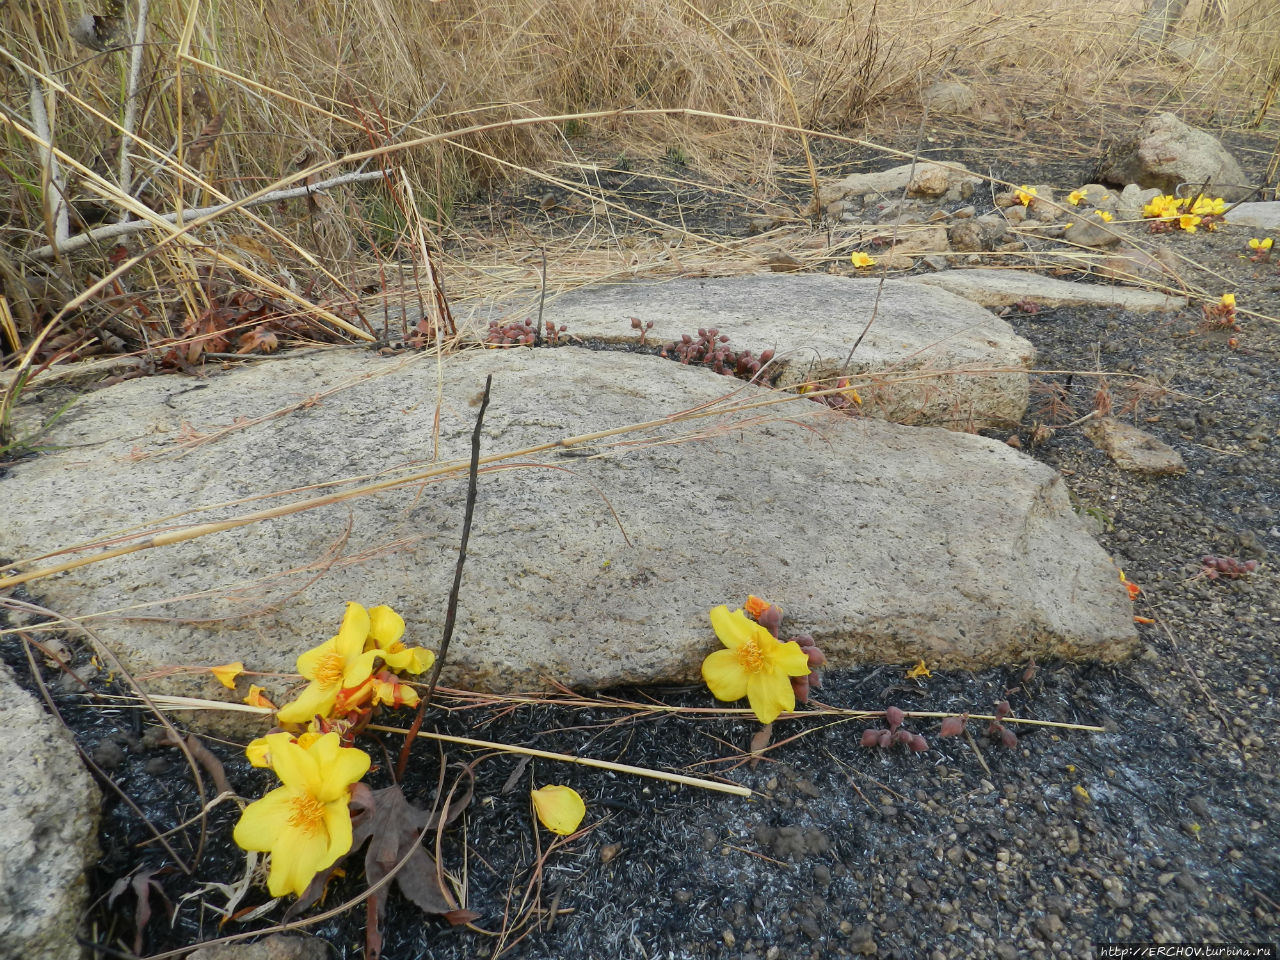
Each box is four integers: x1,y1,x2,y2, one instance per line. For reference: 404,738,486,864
744,595,771,619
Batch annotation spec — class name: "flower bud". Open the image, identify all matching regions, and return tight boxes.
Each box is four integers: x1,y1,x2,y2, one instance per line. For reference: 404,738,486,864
909,734,928,753
861,729,880,748
885,706,904,731
939,715,966,738
791,676,810,704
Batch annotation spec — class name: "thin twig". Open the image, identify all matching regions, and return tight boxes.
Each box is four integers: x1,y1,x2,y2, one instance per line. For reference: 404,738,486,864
373,724,753,797
396,374,491,781
117,0,150,221
27,75,69,252
28,169,389,260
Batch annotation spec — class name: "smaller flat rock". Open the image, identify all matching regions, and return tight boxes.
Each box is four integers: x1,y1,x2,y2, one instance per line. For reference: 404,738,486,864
1223,202,1280,232
1084,417,1187,475
915,269,1185,312
472,274,1032,430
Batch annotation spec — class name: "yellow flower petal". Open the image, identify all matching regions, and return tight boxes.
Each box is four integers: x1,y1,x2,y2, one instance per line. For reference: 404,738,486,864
905,659,932,679
702,647,750,702
709,605,753,649
210,661,244,690
745,669,795,725
246,736,273,768
336,602,371,652
276,680,340,726
367,605,406,648
531,785,586,835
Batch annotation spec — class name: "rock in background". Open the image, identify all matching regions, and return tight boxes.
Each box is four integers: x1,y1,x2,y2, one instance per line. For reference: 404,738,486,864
1095,112,1251,201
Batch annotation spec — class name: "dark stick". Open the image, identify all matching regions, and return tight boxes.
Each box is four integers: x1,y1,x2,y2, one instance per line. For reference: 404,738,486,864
395,374,492,782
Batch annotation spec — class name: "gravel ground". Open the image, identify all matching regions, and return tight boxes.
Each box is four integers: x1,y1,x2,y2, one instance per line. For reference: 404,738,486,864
3,116,1279,960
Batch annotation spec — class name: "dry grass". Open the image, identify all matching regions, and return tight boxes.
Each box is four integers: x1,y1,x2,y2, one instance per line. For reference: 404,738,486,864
0,0,1277,379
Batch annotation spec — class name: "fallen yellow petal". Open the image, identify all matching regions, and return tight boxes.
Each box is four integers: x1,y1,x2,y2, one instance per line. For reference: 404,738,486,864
531,785,586,836
210,661,245,690
905,659,932,679
243,685,277,710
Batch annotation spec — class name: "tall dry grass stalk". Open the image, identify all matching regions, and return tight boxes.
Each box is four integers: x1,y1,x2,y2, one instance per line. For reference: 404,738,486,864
0,0,1276,368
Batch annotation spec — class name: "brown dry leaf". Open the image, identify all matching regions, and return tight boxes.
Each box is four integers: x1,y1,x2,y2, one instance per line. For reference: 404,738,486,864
748,722,773,768
237,328,278,354
223,233,277,266
107,864,172,956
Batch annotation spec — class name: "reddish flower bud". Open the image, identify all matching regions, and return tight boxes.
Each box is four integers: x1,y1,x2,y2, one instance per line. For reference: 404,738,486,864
806,647,827,668
939,715,966,738
892,728,913,747
878,729,893,749
909,734,928,753
861,729,880,748
791,676,810,704
885,706,904,731
995,700,1011,720
1001,727,1019,749
757,605,783,637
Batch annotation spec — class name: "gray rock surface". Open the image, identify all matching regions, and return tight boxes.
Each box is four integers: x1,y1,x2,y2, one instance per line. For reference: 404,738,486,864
472,274,1032,430
915,269,1185,312
1224,202,1280,231
1116,184,1164,222
921,81,975,114
1063,212,1125,249
0,347,1136,733
1096,112,1251,201
0,661,100,960
186,934,331,960
817,161,981,207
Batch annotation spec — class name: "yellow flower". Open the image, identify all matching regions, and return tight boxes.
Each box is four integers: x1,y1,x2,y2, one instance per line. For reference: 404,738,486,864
1143,195,1178,219
1067,189,1086,206
850,251,876,269
246,729,327,769
1249,237,1273,252
531,785,586,836
1190,196,1225,216
1220,293,1236,309
210,661,245,690
276,603,380,726
233,732,370,898
1179,213,1201,233
1094,209,1113,222
1015,185,1037,206
366,604,435,675
702,606,812,724
369,671,421,709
